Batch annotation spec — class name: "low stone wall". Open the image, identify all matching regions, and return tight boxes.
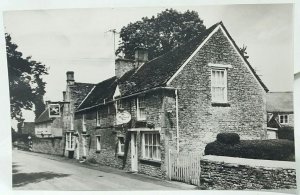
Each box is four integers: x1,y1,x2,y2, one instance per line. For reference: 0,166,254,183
200,155,296,190
32,137,64,156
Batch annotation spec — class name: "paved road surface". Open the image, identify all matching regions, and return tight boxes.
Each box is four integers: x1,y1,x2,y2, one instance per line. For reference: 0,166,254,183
12,149,195,190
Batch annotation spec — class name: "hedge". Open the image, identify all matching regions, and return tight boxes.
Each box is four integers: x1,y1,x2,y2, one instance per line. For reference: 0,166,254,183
216,133,240,145
278,126,294,141
205,139,295,161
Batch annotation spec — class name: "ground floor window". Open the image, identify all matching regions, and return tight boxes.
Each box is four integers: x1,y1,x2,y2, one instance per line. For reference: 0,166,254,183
66,132,75,150
118,137,125,155
96,136,101,151
142,132,160,160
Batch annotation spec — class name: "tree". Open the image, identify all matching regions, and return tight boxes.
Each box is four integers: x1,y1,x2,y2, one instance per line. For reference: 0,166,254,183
116,9,206,60
5,33,48,121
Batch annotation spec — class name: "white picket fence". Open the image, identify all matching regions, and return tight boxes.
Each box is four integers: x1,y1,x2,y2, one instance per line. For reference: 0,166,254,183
168,151,201,186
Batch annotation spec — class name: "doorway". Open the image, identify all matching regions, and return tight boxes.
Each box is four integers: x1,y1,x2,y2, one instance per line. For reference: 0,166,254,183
131,133,138,172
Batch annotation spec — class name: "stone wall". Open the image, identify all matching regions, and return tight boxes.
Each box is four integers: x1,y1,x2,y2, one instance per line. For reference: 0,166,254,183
169,28,267,154
74,91,169,179
32,137,64,156
200,155,296,190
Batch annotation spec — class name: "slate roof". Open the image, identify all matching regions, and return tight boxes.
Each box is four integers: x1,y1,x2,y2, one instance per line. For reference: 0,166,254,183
76,22,268,111
35,108,52,123
77,77,117,110
70,82,95,108
267,92,293,113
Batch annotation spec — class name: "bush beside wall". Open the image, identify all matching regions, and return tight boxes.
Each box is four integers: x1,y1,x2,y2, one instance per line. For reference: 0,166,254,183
205,139,295,161
278,126,294,141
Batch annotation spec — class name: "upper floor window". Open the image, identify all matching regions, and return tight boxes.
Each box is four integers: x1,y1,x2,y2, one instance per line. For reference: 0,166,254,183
211,69,227,103
279,114,288,124
115,99,123,112
82,114,87,132
137,96,146,121
96,110,101,126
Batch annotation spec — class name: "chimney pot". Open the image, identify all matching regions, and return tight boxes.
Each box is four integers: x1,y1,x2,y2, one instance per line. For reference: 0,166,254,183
63,91,66,101
66,71,75,85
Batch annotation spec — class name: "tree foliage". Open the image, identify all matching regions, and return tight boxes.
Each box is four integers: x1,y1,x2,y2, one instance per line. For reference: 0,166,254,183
5,33,48,121
116,9,206,60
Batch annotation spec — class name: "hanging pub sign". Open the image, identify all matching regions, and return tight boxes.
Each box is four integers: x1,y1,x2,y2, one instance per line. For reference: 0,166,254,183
116,110,131,125
48,103,61,117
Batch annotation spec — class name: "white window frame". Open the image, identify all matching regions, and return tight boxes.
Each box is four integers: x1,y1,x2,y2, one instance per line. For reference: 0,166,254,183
137,96,146,121
117,136,125,155
82,114,87,132
142,132,161,161
66,132,75,151
96,110,101,127
116,99,123,111
279,114,289,124
96,135,101,151
70,115,74,130
211,68,228,103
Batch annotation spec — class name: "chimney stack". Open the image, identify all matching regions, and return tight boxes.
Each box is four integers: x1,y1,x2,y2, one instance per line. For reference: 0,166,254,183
62,91,66,101
66,71,75,85
115,57,135,79
134,47,148,68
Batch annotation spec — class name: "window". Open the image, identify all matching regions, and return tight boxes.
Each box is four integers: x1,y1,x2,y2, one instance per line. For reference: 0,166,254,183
137,97,146,121
70,115,74,130
96,111,101,126
66,132,75,150
82,114,87,132
96,136,101,151
279,114,288,124
142,132,160,160
211,69,227,103
118,137,125,155
115,99,123,113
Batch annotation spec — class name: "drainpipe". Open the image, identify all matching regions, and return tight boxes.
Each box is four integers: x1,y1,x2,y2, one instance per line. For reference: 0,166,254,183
175,89,179,153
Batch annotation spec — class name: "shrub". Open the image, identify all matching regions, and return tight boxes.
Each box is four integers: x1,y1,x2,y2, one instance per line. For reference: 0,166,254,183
216,133,240,145
278,126,294,141
205,139,295,161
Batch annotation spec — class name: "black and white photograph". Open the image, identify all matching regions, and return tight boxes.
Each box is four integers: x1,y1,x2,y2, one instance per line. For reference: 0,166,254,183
0,0,298,194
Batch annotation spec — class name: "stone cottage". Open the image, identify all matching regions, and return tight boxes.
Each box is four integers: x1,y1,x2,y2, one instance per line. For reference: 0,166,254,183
35,103,63,138
66,22,268,179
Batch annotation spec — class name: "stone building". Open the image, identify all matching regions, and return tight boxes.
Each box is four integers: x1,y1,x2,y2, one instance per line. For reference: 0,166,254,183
266,92,293,139
68,22,268,179
35,104,63,138
267,92,294,128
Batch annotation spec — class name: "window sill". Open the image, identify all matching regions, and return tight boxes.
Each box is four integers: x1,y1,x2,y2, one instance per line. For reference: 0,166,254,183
139,158,161,166
211,102,230,107
117,153,125,157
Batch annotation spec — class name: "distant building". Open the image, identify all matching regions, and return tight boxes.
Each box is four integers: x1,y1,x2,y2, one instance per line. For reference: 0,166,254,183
267,92,294,128
35,104,63,138
17,120,35,135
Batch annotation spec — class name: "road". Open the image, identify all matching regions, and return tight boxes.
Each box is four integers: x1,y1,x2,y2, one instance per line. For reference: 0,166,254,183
12,149,195,190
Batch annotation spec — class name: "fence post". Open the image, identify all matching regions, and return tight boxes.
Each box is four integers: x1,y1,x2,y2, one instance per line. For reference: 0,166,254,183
168,149,171,180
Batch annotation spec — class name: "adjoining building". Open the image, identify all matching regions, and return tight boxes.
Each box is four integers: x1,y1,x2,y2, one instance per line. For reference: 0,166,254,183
266,92,293,139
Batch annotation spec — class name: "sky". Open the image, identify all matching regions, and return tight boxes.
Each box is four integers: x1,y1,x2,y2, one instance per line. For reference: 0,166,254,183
3,4,293,122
